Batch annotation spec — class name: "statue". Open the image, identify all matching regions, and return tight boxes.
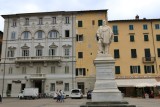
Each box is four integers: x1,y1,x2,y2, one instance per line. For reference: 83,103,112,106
96,20,113,54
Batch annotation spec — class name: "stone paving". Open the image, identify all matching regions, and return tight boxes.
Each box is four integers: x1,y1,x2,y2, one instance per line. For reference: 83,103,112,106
0,97,160,107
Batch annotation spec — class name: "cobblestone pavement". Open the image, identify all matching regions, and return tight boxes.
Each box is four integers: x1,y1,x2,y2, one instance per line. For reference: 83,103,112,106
0,97,160,107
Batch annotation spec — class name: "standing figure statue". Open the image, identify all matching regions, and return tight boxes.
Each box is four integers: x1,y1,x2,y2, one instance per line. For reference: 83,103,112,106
96,20,113,54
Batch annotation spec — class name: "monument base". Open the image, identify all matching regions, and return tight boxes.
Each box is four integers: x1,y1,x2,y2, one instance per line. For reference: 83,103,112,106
92,90,122,102
80,101,136,107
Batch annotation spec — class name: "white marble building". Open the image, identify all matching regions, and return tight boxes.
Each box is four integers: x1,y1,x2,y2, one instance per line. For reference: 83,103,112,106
0,11,76,97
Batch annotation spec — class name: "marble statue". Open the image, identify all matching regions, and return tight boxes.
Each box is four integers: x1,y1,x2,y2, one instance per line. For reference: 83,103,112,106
96,20,113,54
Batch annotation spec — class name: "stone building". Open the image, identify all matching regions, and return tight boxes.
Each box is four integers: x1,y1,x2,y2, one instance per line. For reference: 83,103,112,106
0,11,76,97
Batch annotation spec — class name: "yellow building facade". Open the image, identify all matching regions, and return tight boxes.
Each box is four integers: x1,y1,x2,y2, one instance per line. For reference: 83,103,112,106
76,10,160,97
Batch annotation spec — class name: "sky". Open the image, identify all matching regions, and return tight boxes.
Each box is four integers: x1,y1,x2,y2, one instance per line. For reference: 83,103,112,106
0,0,160,31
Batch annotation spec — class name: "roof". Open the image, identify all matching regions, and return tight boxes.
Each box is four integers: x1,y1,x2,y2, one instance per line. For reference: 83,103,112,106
1,9,108,18
109,18,160,22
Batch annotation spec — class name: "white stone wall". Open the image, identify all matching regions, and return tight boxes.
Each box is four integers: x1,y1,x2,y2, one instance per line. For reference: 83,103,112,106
0,12,76,97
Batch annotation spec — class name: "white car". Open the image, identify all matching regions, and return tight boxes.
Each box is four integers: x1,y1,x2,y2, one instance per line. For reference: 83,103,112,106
71,89,83,99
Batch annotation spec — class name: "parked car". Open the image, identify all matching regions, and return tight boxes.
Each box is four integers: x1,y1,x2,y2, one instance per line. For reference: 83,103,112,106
71,89,83,99
87,90,93,99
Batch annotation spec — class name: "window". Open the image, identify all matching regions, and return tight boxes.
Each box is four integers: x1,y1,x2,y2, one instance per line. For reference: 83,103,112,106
7,50,14,57
49,48,56,56
65,30,70,37
52,17,56,24
113,25,118,35
64,83,69,91
22,67,26,74
76,34,83,41
78,52,83,58
8,67,13,74
114,36,118,42
115,66,120,74
51,66,55,74
76,68,86,76
144,65,155,73
144,34,149,41
64,48,70,56
65,66,69,74
130,66,140,74
156,35,160,41
36,66,41,74
39,18,43,25
22,50,29,56
11,32,16,40
25,18,29,25
131,49,137,58
129,25,134,30
65,17,69,24
114,49,119,58
143,24,148,30
144,48,151,58
98,20,103,26
49,30,58,38
130,35,134,42
37,31,43,39
92,20,95,25
155,24,160,29
12,19,16,27
157,48,160,57
50,83,55,91
24,31,29,39
78,21,83,27
36,49,42,56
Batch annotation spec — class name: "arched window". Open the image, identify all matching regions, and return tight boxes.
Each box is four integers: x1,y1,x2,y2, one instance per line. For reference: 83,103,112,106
22,31,31,39
35,30,45,39
48,30,59,38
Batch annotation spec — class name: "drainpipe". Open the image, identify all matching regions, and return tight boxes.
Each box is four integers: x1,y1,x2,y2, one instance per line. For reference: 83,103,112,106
150,21,158,74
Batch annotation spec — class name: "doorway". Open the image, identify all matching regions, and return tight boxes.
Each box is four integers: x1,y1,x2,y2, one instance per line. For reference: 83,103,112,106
77,82,84,94
34,81,42,93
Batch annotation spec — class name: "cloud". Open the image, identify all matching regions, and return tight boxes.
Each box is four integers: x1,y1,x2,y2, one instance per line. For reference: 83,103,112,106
0,0,160,31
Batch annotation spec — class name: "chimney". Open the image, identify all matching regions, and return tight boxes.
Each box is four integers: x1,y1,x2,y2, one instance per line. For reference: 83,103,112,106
135,15,139,20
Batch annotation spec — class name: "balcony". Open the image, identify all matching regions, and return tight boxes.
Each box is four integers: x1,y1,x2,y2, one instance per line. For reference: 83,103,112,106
29,73,46,80
15,56,62,63
142,57,155,63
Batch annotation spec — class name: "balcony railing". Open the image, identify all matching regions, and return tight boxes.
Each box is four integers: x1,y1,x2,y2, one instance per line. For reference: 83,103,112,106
15,56,62,62
29,73,46,80
142,57,155,63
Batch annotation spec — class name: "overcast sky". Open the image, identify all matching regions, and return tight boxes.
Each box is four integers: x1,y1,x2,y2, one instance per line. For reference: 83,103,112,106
0,0,160,31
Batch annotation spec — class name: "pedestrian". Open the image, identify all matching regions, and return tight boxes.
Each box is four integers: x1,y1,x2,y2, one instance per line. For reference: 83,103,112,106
0,94,2,103
56,90,61,102
60,90,64,102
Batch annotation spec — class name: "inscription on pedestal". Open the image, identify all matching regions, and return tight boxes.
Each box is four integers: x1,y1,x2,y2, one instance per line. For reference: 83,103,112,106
96,68,114,79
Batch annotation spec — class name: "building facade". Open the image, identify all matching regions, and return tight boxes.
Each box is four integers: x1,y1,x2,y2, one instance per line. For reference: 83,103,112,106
75,10,107,94
0,12,76,97
1,9,160,97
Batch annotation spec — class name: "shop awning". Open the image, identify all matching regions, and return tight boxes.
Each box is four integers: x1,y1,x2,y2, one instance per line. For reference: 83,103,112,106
115,79,157,87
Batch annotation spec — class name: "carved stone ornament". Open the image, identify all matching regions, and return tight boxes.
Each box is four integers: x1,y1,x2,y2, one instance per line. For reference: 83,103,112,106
21,43,30,49
35,43,44,48
8,46,16,50
62,44,71,48
49,42,58,48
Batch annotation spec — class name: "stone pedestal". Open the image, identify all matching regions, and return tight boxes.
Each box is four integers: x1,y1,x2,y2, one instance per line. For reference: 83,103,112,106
80,54,136,107
92,54,122,102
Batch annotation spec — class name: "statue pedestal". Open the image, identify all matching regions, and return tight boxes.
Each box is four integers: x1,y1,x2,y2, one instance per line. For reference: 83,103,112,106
80,54,136,107
92,54,122,102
